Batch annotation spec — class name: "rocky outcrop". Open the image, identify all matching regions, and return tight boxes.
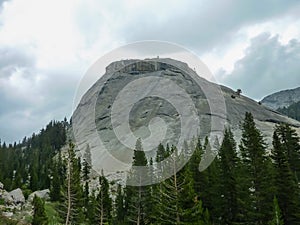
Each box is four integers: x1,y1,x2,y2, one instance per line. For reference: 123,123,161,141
0,184,48,222
71,58,300,182
8,188,25,205
27,189,50,203
1,190,13,205
0,182,13,205
261,86,300,110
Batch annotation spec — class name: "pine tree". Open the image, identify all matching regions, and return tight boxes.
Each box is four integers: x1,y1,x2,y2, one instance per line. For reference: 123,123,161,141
272,127,300,224
63,142,84,225
82,157,91,180
192,198,211,225
82,147,91,217
274,123,300,180
32,195,48,225
156,146,184,224
144,157,156,224
152,144,167,224
194,137,220,223
29,150,39,191
189,137,203,194
218,128,240,224
155,143,167,182
197,137,212,208
239,112,273,224
57,149,66,187
114,184,125,224
132,138,148,167
125,138,150,225
156,146,211,224
269,196,284,225
156,143,166,163
96,172,112,225
50,161,61,201
179,164,201,223
86,191,98,225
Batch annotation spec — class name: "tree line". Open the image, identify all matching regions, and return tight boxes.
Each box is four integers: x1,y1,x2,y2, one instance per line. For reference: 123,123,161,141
278,101,300,121
1,112,300,224
0,119,67,193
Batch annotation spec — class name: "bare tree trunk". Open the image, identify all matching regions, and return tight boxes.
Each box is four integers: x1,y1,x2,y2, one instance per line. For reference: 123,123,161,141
173,157,180,224
65,151,71,225
100,190,103,225
137,176,142,225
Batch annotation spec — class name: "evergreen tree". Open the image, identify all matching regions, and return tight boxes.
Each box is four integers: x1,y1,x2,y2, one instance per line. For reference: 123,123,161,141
272,127,300,224
189,137,203,194
218,128,240,224
144,157,156,224
156,143,166,163
0,119,67,194
156,146,211,224
30,166,39,191
50,161,61,202
192,198,211,225
152,144,167,224
82,157,91,182
197,137,211,208
63,142,84,225
32,195,48,225
179,164,201,223
114,184,125,224
274,123,300,180
86,191,98,225
82,146,91,218
29,150,39,191
125,138,150,224
269,196,284,225
239,112,273,224
132,138,148,167
57,149,66,187
11,172,22,190
156,146,184,224
96,172,112,225
193,137,220,223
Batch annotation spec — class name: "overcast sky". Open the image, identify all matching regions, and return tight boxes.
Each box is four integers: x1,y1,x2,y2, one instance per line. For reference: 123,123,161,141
1,0,300,143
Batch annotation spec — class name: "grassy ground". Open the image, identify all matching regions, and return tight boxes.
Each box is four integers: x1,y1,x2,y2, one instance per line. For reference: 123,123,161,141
0,214,22,225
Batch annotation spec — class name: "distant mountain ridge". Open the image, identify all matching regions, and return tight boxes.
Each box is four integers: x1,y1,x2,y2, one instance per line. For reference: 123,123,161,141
277,101,300,121
261,87,300,110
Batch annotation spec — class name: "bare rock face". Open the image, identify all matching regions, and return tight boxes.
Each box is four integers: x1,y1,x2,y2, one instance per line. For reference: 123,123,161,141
27,189,50,203
1,190,13,205
0,182,14,205
2,211,13,218
9,188,25,205
261,86,300,110
72,58,300,179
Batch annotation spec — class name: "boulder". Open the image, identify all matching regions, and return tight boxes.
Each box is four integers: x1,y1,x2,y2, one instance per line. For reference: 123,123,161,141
28,189,50,203
1,190,13,204
2,211,13,217
9,188,25,204
0,182,3,190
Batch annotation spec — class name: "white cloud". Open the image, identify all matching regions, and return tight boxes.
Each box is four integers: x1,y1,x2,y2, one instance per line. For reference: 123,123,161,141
218,32,300,100
202,15,300,80
1,0,300,142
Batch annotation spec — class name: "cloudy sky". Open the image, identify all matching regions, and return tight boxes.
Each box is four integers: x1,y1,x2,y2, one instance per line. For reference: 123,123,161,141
1,0,300,143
